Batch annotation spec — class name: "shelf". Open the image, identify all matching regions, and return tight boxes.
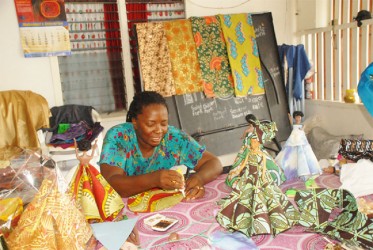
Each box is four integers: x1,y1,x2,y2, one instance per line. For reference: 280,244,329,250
66,11,117,14
68,20,119,23
126,1,183,3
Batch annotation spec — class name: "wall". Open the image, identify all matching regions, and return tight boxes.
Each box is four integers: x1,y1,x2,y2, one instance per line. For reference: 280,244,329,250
185,0,297,45
305,100,373,139
0,1,60,107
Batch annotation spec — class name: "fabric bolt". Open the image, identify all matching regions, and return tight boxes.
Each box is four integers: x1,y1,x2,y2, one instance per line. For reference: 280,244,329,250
163,19,204,95
275,124,321,181
295,188,373,249
218,13,265,97
69,163,125,222
217,120,298,237
6,179,92,250
190,16,234,98
136,22,176,97
99,123,205,176
338,139,373,162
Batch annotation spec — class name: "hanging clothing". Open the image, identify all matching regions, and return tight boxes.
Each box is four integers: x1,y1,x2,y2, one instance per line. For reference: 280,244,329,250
0,90,50,160
190,16,234,98
136,22,176,97
219,13,265,97
163,19,204,95
275,124,321,181
278,44,311,100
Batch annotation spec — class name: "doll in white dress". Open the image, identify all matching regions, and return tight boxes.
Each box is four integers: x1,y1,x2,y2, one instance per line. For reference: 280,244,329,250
275,111,321,181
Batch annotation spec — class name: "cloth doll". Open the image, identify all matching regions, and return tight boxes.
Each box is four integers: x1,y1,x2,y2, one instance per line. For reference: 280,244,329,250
216,115,298,237
275,111,321,181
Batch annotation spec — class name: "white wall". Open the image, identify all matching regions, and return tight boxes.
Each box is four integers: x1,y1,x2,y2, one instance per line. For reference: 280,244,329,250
305,100,373,139
185,0,297,45
0,1,59,107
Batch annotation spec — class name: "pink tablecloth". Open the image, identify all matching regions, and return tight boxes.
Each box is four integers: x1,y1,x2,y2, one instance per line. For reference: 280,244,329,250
123,173,343,250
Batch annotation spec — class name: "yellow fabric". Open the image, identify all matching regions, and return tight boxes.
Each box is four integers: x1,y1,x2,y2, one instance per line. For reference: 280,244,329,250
0,90,50,160
136,22,176,97
219,13,265,97
163,19,204,95
0,198,23,222
69,163,125,223
7,179,92,250
128,188,183,213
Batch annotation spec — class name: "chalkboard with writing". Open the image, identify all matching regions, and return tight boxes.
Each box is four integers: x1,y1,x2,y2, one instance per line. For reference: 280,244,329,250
165,12,291,156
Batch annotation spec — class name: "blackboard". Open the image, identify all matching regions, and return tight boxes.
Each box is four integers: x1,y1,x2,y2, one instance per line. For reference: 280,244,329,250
165,12,291,156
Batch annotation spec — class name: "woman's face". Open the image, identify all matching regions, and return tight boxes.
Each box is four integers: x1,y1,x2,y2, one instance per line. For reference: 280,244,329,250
132,104,168,149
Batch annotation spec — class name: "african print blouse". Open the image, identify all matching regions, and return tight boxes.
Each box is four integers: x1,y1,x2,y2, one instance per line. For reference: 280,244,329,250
99,123,205,176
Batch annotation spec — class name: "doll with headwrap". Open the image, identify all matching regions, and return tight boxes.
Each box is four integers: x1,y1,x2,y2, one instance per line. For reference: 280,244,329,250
216,115,298,237
275,111,321,181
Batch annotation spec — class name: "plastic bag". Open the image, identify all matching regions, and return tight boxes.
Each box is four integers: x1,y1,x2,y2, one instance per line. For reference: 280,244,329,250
358,62,373,117
0,148,94,249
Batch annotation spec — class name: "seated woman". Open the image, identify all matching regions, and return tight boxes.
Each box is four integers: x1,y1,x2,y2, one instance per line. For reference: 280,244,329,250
275,111,321,181
216,115,298,237
99,91,223,201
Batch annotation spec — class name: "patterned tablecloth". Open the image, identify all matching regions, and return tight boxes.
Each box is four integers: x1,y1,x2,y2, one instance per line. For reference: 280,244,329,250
123,173,343,250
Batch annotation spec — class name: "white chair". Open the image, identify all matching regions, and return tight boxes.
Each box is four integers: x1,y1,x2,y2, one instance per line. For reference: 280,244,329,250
38,106,103,184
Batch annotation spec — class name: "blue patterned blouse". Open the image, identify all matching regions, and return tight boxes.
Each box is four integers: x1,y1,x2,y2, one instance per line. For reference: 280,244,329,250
99,123,206,176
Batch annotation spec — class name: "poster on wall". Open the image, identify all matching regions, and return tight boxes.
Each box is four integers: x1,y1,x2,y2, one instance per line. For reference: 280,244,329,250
14,0,71,57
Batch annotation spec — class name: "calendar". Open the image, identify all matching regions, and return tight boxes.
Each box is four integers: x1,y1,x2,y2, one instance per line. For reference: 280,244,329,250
20,26,71,57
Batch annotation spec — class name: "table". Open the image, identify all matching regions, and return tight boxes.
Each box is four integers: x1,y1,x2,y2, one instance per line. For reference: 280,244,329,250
123,173,342,250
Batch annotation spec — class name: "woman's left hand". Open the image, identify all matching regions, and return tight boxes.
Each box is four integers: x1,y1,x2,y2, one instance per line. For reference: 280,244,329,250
184,174,205,201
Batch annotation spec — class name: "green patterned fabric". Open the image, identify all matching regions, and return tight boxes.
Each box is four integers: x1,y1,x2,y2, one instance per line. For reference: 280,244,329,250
217,120,297,237
190,16,234,98
295,188,373,249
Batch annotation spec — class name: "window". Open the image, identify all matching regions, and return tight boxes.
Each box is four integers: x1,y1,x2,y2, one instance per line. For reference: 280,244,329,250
59,1,126,113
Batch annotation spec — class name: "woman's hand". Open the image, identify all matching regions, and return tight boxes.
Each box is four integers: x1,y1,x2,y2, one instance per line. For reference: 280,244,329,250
157,169,185,190
184,173,205,201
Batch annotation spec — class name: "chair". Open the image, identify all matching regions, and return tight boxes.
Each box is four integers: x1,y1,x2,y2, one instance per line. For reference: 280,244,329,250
38,105,104,183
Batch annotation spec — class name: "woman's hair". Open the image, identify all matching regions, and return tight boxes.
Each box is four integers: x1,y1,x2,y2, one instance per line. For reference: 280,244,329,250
293,111,304,118
126,91,168,122
245,114,257,126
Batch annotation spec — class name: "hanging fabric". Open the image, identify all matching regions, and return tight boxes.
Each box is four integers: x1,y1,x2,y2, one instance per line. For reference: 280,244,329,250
218,13,265,97
163,19,203,95
278,44,311,114
136,22,176,97
190,16,234,98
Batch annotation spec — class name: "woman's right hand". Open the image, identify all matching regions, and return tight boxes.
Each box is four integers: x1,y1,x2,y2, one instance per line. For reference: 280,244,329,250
157,169,185,190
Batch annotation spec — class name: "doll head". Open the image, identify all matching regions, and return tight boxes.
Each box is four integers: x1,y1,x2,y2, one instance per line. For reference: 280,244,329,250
293,111,304,125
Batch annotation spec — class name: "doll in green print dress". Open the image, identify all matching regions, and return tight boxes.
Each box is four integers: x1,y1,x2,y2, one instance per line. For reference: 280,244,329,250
216,115,299,237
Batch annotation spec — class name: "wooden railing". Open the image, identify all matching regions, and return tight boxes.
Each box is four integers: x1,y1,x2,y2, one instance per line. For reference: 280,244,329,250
298,19,373,102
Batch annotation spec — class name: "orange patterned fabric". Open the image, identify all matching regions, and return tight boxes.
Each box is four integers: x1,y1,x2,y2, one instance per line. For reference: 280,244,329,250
69,164,125,223
128,188,183,213
136,22,176,97
7,179,92,250
163,19,203,95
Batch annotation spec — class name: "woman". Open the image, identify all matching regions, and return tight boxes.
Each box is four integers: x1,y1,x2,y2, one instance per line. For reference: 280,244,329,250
275,111,321,181
216,115,298,237
99,91,223,201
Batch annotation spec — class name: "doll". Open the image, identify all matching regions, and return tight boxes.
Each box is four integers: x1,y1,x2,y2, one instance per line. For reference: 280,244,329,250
217,115,298,237
275,111,321,181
